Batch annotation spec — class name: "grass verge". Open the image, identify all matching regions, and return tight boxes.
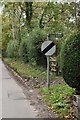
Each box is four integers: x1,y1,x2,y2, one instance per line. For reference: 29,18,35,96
3,58,47,80
3,58,62,83
39,84,75,119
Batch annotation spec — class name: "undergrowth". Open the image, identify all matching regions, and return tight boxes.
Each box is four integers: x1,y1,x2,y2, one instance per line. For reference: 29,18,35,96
39,84,75,118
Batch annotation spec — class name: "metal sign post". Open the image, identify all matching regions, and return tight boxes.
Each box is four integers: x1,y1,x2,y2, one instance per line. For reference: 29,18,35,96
41,33,63,88
47,56,50,87
41,41,56,88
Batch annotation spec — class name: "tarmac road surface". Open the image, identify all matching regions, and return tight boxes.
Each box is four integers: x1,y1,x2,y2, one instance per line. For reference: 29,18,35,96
1,59,38,118
0,59,2,119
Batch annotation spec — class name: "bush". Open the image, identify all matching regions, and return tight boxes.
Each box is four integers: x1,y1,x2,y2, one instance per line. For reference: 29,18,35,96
2,49,7,58
60,33,80,91
27,28,47,66
6,40,15,58
19,39,28,63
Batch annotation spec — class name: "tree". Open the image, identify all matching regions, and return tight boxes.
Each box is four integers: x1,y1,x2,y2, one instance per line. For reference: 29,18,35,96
19,2,33,31
2,2,22,57
2,1,78,62
76,1,80,31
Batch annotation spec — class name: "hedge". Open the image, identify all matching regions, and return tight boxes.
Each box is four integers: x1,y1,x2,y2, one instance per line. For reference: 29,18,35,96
60,33,80,91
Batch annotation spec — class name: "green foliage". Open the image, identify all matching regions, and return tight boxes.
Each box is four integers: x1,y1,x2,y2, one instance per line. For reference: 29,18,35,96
60,33,80,90
19,28,47,66
2,2,77,60
2,14,12,57
4,58,61,84
6,40,15,58
27,28,47,66
4,58,47,81
19,39,28,63
39,84,75,118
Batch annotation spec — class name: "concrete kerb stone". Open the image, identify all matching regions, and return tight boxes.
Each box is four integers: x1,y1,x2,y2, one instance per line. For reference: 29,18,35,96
73,95,80,120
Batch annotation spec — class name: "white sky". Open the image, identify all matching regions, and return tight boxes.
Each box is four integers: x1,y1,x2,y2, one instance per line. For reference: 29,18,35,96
0,0,80,2
0,6,4,14
0,0,80,13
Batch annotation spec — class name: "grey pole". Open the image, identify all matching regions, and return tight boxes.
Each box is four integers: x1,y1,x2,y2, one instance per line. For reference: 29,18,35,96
47,56,50,87
47,34,50,88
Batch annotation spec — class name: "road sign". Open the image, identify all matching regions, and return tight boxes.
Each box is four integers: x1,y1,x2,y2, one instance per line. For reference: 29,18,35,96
48,33,63,38
41,41,56,56
41,33,63,88
41,40,56,88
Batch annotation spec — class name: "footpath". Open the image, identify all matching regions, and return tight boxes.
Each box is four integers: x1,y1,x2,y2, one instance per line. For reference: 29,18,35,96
2,59,38,118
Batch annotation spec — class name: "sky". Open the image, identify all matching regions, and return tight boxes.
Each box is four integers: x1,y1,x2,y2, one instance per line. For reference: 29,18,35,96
0,6,3,14
0,0,80,2
0,0,80,13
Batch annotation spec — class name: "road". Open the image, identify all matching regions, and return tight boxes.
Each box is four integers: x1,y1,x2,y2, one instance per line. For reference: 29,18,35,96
1,59,38,118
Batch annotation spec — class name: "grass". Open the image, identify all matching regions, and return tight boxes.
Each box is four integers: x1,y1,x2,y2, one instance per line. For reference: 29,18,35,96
3,58,75,118
4,58,47,79
3,58,62,82
39,84,75,118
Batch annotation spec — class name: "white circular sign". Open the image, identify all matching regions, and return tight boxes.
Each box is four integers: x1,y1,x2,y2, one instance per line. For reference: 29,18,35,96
41,41,56,56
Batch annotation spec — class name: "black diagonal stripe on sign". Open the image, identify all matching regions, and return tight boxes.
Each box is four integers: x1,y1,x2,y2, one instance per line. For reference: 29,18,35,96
42,42,55,54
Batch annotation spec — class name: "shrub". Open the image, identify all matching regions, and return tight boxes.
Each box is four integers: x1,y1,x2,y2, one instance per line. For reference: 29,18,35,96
27,28,47,66
19,39,28,63
2,49,7,58
60,33,80,91
6,40,15,58
2,38,10,57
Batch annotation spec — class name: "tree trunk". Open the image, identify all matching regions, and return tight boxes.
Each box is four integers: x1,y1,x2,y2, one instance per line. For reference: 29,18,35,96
11,3,21,57
25,2,33,31
76,1,80,32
